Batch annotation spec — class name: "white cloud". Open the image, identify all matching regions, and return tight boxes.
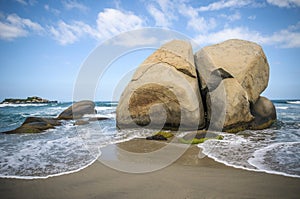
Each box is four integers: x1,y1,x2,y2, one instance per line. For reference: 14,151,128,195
15,0,36,6
111,30,158,47
15,0,27,5
63,0,88,12
95,8,144,40
194,22,300,48
148,4,172,27
267,23,300,48
49,21,97,45
194,27,263,45
198,0,252,11
178,3,216,32
44,4,61,15
220,11,241,22
0,13,43,40
49,9,144,45
147,0,177,28
248,15,256,20
266,0,300,7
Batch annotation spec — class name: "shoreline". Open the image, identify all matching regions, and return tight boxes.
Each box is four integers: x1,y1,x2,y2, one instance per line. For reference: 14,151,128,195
1,138,299,199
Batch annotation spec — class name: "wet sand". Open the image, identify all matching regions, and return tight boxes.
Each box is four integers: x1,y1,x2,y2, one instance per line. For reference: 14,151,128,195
0,138,299,199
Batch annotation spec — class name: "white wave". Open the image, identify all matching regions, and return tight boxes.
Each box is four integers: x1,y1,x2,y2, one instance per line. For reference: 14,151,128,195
287,101,300,104
197,133,300,178
0,103,48,108
248,142,300,178
95,106,116,111
275,106,288,110
83,113,115,119
0,153,100,180
0,123,151,180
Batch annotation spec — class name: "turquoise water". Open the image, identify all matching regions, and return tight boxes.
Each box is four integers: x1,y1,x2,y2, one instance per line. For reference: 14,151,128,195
0,100,299,179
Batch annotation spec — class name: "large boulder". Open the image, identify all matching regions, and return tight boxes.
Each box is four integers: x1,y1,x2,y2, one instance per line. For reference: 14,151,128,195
58,100,96,120
3,117,61,134
116,40,205,130
250,96,277,130
195,39,269,103
207,79,254,132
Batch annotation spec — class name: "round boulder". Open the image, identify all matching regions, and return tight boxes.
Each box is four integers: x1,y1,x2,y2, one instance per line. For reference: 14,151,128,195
250,96,276,129
58,100,96,120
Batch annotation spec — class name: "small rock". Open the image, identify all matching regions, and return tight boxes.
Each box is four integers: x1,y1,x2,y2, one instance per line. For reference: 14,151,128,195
88,117,110,121
146,134,168,141
74,120,89,126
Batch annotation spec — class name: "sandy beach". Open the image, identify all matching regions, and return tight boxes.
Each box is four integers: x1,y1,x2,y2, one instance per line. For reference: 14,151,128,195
0,138,299,199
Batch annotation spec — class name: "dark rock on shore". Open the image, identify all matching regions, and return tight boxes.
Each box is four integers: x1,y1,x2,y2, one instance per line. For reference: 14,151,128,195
1,96,57,104
146,134,168,141
58,100,96,120
4,117,61,134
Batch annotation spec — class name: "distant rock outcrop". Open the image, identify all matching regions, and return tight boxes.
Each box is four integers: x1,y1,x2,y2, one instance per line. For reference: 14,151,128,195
117,39,276,133
116,40,205,130
1,96,57,104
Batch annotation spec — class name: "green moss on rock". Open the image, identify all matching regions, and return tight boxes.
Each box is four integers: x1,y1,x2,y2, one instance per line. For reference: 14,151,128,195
154,131,174,138
179,134,224,144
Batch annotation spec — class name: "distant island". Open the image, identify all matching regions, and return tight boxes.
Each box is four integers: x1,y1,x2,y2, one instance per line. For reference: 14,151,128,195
1,96,58,104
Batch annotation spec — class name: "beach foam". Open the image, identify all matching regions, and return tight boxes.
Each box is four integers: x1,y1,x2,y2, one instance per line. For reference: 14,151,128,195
287,101,300,105
0,103,48,108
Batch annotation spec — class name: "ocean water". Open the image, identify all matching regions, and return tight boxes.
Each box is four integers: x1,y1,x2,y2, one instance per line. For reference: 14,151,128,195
0,100,299,179
198,100,300,178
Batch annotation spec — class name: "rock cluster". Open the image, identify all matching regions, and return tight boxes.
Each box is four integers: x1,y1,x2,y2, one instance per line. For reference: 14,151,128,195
117,39,276,133
3,100,97,134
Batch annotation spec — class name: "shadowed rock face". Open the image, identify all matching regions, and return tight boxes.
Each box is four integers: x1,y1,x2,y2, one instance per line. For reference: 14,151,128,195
117,40,205,130
58,100,96,120
250,96,277,130
128,83,181,129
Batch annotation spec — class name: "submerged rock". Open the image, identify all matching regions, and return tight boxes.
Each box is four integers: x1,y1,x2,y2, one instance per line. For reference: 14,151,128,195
88,117,110,121
116,40,205,130
74,120,89,126
58,100,96,120
3,100,96,134
3,117,61,134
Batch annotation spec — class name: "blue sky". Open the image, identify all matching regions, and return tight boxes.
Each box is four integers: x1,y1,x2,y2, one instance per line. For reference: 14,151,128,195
0,0,299,101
